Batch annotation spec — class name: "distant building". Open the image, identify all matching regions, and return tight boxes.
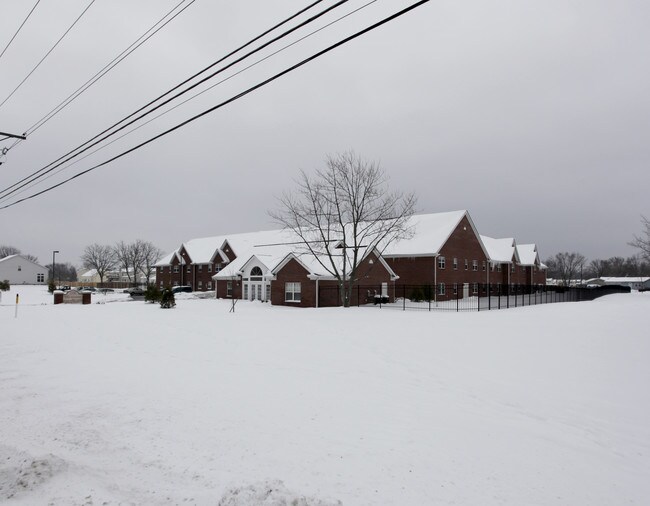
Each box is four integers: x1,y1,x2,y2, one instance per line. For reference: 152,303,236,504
0,255,48,285
586,277,650,291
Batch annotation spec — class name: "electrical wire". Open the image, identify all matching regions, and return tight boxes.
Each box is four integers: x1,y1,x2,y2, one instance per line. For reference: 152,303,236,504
0,0,340,200
22,0,197,139
1,0,378,202
0,0,430,211
0,0,97,111
0,0,42,61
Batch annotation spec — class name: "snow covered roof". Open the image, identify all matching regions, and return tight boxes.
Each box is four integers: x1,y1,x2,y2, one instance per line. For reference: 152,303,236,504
382,210,484,257
80,269,98,278
480,236,517,264
154,250,180,267
0,254,45,269
515,244,539,266
600,276,650,283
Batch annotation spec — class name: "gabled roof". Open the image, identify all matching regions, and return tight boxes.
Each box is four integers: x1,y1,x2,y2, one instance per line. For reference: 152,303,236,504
515,244,540,266
382,210,488,258
154,250,180,267
0,254,46,269
480,236,518,264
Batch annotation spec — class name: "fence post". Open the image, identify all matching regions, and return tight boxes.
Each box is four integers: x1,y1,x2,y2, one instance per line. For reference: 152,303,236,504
428,285,431,312
403,285,405,311
489,284,491,310
477,285,480,312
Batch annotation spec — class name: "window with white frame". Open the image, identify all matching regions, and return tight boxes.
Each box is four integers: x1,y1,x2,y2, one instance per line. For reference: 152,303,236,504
438,256,445,269
511,264,515,273
482,261,486,271
198,265,203,272
243,284,248,299
472,260,478,271
453,283,458,295
438,283,445,295
37,273,44,282
473,283,478,294
173,265,179,273
208,264,212,272
187,266,191,273
216,263,222,272
285,282,301,302
227,281,232,296
198,281,203,289
464,259,468,270
497,264,502,272
453,257,458,270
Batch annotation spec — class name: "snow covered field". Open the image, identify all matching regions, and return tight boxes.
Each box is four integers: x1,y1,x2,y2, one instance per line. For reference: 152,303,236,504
1,286,649,505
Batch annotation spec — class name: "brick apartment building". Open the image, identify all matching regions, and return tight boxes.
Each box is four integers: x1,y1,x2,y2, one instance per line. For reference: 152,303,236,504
154,210,546,307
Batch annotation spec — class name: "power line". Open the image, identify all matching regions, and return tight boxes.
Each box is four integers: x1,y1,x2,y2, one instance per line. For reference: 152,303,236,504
0,0,339,200
0,0,97,111
0,0,42,62
22,0,197,139
0,0,430,211
1,1,378,201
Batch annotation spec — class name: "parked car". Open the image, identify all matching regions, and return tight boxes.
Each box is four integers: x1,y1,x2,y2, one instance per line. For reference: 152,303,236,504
97,288,115,294
125,287,145,296
172,285,192,294
77,286,96,292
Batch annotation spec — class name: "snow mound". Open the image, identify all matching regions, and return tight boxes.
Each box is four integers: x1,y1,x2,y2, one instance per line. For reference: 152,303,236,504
217,480,341,506
0,448,67,500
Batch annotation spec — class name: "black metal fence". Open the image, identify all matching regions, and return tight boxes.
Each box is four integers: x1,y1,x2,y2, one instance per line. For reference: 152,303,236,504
319,283,631,311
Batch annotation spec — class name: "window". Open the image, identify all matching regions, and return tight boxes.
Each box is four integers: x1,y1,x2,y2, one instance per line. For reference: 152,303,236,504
187,266,191,273
472,260,478,271
208,264,212,272
173,265,179,273
173,281,179,286
37,273,44,282
250,266,263,281
216,263,222,273
243,285,248,299
453,257,458,270
198,281,203,289
17,265,21,271
198,265,203,272
285,282,301,302
438,283,445,295
453,283,458,295
497,264,502,272
227,281,233,296
438,256,445,269
511,264,515,273
207,282,212,290
160,281,163,288
464,259,468,271
482,261,486,271
473,283,478,294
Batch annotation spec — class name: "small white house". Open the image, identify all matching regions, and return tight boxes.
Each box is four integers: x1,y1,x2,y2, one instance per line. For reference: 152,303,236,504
0,255,49,285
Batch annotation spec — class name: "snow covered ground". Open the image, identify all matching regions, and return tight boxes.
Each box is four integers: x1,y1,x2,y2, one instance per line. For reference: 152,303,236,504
1,286,648,505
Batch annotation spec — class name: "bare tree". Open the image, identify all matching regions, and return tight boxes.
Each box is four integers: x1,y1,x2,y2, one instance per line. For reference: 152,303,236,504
588,259,609,278
113,241,138,285
81,244,116,284
0,245,20,258
548,252,586,286
113,240,161,286
271,151,416,307
140,241,163,285
630,215,650,262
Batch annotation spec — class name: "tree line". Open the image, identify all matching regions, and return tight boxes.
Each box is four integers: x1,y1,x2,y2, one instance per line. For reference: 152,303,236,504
81,240,163,285
545,217,650,285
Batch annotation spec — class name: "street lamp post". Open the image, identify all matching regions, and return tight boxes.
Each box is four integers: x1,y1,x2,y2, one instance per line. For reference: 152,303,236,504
52,250,59,288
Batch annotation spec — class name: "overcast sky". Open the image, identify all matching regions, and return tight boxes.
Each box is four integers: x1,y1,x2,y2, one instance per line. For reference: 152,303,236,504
1,0,648,267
